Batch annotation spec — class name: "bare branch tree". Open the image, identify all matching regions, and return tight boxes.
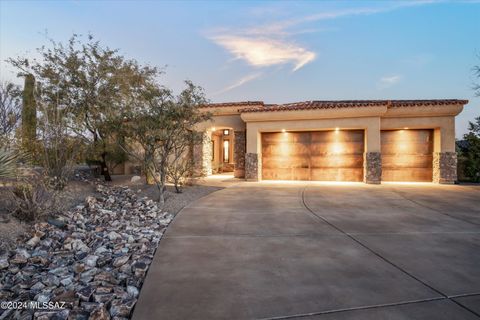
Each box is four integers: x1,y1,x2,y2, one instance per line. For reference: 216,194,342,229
0,82,22,147
119,81,210,206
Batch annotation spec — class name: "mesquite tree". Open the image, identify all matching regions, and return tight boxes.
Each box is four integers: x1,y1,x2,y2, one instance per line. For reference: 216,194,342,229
120,81,210,205
8,34,158,181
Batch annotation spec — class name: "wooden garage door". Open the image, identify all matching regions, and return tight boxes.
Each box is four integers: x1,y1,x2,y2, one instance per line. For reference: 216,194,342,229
262,130,364,181
381,129,433,182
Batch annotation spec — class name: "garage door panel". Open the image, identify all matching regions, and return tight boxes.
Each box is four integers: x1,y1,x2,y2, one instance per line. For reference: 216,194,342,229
310,130,364,142
381,143,433,155
382,154,433,169
311,155,364,168
263,156,309,169
311,168,363,182
262,132,310,143
262,143,310,157
310,141,364,155
381,129,433,182
381,130,433,143
382,168,433,182
261,130,364,181
262,168,311,180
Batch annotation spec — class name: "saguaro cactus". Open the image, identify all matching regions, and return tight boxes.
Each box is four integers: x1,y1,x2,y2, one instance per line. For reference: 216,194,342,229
21,74,36,152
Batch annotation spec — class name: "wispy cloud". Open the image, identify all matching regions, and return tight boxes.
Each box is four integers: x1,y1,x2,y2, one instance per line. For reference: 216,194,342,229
378,75,402,89
208,0,436,92
211,36,315,71
213,72,262,95
241,0,437,36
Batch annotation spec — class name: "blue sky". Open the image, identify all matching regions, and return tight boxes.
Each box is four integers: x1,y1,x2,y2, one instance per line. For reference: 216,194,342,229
0,0,479,137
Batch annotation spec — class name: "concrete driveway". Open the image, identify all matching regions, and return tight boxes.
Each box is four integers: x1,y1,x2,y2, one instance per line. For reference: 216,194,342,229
133,182,480,320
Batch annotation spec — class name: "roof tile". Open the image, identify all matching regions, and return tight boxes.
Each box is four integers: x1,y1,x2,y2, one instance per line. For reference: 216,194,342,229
238,99,468,113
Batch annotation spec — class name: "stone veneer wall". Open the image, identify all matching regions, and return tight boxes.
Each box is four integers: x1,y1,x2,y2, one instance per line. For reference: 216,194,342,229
364,152,382,184
193,131,212,177
245,153,260,181
233,131,246,178
433,152,457,184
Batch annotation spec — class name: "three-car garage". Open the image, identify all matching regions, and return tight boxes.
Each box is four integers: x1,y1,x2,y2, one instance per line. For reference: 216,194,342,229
261,129,434,182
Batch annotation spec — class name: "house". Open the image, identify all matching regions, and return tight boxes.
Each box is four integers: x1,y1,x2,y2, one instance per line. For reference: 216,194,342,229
193,99,468,184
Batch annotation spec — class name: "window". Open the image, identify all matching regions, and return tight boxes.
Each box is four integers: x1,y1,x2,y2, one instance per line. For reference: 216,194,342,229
223,140,229,163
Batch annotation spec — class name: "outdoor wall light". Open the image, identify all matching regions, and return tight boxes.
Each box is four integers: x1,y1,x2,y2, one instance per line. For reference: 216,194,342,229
335,127,340,133
211,127,216,132
281,129,286,133
223,129,229,136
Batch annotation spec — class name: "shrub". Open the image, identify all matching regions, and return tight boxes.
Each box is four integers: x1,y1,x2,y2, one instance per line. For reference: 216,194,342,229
9,175,58,222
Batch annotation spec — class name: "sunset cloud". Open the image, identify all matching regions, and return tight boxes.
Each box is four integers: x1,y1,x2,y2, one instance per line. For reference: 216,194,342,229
211,36,315,71
214,72,263,95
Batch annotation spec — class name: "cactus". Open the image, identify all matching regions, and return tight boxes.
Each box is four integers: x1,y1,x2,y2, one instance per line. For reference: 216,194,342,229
21,74,36,153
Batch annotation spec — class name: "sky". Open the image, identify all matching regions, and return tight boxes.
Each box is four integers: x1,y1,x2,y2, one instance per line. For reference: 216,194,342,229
0,0,479,137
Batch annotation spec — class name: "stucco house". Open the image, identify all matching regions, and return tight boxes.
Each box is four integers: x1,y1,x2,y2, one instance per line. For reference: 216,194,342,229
193,99,468,184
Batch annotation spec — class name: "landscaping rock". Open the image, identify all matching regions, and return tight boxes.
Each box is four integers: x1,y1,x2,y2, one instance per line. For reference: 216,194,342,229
0,185,172,319
130,175,141,183
0,256,9,269
90,306,110,320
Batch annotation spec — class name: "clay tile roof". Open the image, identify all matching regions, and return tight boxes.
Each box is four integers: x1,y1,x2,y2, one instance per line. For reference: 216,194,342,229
389,99,469,107
239,99,468,113
199,101,264,108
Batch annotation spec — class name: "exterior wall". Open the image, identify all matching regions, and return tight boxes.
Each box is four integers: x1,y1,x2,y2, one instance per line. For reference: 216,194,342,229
245,153,260,181
234,131,246,178
364,152,382,184
199,103,464,183
433,152,457,184
195,114,246,132
193,131,212,177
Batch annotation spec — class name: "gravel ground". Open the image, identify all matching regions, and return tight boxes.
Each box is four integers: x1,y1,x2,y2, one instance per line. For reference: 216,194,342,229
110,175,225,215
0,180,97,251
1,173,236,251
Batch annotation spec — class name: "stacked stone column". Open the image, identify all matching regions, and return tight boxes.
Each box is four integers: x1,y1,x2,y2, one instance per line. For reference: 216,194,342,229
245,153,261,181
364,152,382,184
192,131,212,177
233,131,246,178
433,152,457,184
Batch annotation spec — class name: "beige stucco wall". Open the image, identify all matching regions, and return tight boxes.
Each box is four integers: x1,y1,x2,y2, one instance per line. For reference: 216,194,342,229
241,106,387,122
195,114,246,132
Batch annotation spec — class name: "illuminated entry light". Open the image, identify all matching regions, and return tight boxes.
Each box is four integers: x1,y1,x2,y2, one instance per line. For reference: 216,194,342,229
404,127,409,130
281,129,286,133
335,128,340,132
211,127,216,132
